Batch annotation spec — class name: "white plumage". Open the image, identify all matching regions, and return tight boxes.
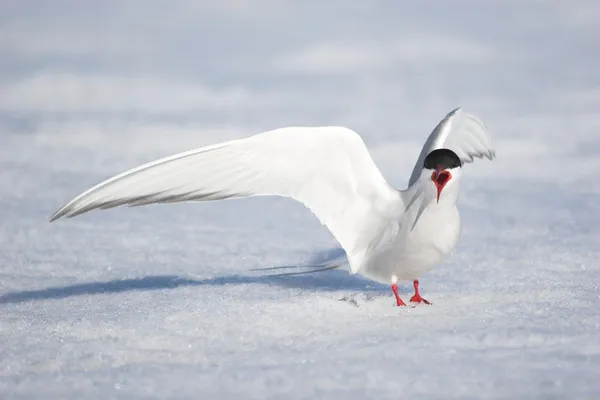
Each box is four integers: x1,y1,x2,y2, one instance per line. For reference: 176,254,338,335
51,107,495,305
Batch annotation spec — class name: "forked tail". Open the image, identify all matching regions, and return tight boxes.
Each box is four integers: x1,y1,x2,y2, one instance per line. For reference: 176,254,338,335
249,247,347,277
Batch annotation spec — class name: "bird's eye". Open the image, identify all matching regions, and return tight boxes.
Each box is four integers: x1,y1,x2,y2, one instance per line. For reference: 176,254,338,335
424,148,462,170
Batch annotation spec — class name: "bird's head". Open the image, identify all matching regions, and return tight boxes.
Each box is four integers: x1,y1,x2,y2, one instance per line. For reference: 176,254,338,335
422,148,462,204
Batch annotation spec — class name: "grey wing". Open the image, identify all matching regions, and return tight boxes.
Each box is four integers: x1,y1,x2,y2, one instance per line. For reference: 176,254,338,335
408,107,496,186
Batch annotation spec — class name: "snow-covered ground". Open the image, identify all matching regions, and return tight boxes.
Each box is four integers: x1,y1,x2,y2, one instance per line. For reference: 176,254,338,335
1,1,599,399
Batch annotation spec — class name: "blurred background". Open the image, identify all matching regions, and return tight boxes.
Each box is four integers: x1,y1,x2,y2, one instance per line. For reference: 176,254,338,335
2,2,600,398
2,0,599,185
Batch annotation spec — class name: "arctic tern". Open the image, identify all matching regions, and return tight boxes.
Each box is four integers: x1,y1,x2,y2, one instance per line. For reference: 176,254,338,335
50,107,495,306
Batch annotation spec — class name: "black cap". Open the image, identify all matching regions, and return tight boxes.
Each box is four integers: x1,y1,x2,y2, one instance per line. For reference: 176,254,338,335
423,148,462,170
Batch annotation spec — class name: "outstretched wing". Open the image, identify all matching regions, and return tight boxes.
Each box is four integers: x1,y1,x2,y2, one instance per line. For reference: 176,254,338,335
50,126,402,273
408,107,495,186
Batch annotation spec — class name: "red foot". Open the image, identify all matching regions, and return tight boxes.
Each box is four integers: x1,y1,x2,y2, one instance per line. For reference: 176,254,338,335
391,283,406,306
409,280,431,305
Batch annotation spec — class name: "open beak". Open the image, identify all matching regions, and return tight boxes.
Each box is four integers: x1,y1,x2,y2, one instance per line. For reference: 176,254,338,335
431,166,452,203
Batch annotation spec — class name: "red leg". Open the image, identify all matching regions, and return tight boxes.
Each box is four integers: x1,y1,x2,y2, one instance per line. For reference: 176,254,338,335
410,280,431,304
391,283,406,306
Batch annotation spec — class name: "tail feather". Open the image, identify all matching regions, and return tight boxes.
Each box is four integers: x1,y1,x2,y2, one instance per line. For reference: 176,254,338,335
262,264,341,277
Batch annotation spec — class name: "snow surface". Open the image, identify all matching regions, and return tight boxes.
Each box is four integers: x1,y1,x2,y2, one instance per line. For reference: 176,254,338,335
1,1,600,399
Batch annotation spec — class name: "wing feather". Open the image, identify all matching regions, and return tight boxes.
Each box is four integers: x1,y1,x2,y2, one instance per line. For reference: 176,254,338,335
50,126,402,273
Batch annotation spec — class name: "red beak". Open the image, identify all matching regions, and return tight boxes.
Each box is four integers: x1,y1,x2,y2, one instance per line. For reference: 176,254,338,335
431,166,452,203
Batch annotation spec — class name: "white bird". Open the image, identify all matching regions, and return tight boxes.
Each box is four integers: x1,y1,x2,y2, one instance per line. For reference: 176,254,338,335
50,107,495,306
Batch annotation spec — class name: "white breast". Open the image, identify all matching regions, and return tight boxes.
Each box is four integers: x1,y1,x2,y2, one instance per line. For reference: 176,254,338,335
358,204,461,284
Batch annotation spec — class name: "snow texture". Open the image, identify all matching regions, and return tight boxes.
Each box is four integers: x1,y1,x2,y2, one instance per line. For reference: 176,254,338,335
1,1,600,399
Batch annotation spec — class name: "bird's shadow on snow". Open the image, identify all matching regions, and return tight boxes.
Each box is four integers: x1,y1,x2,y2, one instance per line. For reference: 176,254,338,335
0,272,384,305
0,248,388,305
